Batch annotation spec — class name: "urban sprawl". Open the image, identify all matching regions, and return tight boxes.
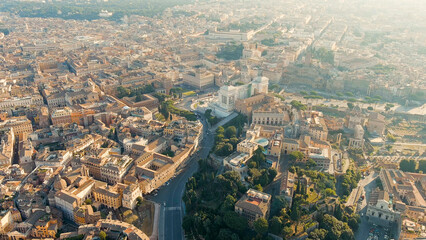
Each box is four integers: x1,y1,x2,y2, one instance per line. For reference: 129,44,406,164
0,0,425,240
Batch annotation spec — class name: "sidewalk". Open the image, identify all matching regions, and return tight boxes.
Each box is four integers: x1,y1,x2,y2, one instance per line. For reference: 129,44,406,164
150,202,160,240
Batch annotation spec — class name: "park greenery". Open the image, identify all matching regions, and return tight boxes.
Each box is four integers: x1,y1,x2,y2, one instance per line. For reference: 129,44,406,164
216,43,244,60
261,38,278,46
182,160,254,240
223,113,247,137
228,21,263,32
245,147,278,188
399,160,426,173
290,100,307,111
204,109,221,126
300,91,324,99
183,150,360,240
273,93,285,101
312,48,335,65
0,0,195,21
116,85,154,99
152,93,170,103
182,107,362,240
386,132,397,142
159,100,196,121
368,64,395,74
337,169,362,199
214,126,239,156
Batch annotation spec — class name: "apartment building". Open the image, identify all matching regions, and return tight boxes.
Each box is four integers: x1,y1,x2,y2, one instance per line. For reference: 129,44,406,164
282,138,300,155
51,107,73,126
54,173,104,221
235,189,271,225
100,155,133,185
0,130,14,167
73,205,101,225
0,116,33,139
31,218,58,238
136,152,176,194
0,95,43,110
380,169,426,208
34,148,72,167
92,184,125,209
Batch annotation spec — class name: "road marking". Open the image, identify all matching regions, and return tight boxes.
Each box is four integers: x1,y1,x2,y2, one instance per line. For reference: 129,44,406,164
166,207,181,211
160,205,165,240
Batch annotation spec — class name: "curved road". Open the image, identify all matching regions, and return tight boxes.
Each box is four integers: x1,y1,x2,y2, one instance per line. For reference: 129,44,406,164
146,112,214,240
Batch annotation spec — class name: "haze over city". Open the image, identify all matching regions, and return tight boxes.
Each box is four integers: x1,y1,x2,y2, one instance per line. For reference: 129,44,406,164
0,0,424,240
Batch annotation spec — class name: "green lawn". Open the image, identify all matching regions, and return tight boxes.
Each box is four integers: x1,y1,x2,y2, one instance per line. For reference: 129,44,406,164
183,91,196,96
155,113,166,121
306,187,319,203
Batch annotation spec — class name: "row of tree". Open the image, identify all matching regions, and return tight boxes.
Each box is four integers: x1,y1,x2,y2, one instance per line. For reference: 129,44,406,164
400,159,426,173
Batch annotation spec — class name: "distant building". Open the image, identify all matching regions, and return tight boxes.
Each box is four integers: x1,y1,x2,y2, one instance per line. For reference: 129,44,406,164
367,112,386,136
99,155,133,185
214,76,268,116
31,218,58,238
135,152,175,193
183,68,215,90
208,30,255,41
223,151,251,174
0,95,43,111
380,169,426,208
349,125,364,149
345,106,364,130
35,148,72,167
